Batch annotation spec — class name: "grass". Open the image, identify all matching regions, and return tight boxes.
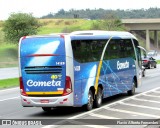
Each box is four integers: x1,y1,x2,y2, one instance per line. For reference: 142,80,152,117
0,43,18,68
38,19,92,34
0,78,19,89
0,26,18,68
156,60,160,64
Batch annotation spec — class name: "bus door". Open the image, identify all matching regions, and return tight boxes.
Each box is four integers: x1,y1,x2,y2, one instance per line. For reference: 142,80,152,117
132,39,142,86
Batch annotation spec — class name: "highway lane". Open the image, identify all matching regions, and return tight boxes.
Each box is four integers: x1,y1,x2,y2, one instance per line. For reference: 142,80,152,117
0,67,18,80
0,65,160,127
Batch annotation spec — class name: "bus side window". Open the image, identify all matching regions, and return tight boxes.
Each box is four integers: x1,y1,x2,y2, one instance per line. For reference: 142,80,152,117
104,40,121,60
71,39,106,63
124,39,136,60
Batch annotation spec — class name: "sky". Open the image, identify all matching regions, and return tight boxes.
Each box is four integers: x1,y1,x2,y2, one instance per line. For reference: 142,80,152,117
0,0,160,20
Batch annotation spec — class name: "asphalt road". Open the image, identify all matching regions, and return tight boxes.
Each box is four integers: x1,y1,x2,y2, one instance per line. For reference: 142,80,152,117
0,67,18,80
0,65,160,128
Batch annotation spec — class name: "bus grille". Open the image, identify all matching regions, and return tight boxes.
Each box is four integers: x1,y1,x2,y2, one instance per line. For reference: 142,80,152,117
24,66,62,74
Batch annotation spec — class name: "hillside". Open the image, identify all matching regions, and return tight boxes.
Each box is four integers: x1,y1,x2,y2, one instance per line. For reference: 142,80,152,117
0,19,93,68
42,8,160,19
38,19,93,34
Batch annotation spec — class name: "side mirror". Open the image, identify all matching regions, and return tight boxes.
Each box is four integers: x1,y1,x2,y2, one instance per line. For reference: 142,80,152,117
142,66,145,70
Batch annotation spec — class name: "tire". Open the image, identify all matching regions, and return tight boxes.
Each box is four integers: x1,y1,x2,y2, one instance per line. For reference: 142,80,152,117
42,107,53,112
85,90,94,111
148,63,151,69
142,70,145,77
94,87,103,108
128,80,136,96
154,64,157,68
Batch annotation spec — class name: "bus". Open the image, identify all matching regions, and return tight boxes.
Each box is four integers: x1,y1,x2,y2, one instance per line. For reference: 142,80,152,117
19,30,142,111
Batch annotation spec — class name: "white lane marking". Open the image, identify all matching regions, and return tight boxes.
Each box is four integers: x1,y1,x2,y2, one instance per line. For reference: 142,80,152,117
45,124,110,128
42,125,53,128
105,107,160,118
142,93,160,98
119,102,160,111
69,86,160,119
43,87,160,128
152,91,160,93
0,87,18,92
132,97,160,104
0,96,19,102
89,113,120,119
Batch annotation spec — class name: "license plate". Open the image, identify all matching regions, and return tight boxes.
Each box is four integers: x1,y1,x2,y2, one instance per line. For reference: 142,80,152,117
40,100,49,103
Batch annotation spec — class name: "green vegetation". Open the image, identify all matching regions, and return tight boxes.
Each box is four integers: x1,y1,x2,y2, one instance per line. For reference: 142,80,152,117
0,78,19,89
42,8,160,19
156,60,160,64
0,18,92,68
0,43,18,68
0,18,95,68
3,13,40,44
38,19,93,34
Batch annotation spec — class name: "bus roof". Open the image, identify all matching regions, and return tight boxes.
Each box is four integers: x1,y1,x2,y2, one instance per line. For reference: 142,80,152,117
70,30,137,40
21,31,137,40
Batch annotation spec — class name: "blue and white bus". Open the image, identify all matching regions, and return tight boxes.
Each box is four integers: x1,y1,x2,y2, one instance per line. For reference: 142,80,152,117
19,31,142,111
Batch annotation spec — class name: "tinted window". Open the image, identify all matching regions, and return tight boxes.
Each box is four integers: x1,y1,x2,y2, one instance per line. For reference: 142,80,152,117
123,39,136,59
72,39,136,63
104,39,135,60
71,40,106,63
104,40,120,60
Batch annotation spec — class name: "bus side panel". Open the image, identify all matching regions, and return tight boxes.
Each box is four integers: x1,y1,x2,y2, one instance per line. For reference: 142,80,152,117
73,61,98,106
74,80,82,106
99,58,136,98
100,60,122,97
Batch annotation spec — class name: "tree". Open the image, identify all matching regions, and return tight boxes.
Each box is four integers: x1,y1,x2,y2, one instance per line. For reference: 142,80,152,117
90,14,126,31
102,14,125,31
3,13,40,43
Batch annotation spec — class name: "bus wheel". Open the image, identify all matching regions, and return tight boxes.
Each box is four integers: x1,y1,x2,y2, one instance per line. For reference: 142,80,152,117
85,90,94,111
94,87,102,108
127,81,136,96
42,107,53,112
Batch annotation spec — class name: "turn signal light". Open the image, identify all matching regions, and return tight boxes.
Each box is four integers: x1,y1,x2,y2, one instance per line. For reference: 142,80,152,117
19,77,28,96
62,76,72,96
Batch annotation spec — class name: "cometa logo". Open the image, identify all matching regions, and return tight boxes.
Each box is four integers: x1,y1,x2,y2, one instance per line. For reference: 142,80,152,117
27,80,61,87
117,61,129,70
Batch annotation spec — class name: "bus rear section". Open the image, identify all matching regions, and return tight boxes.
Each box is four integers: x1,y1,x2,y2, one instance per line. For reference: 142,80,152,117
19,36,73,108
